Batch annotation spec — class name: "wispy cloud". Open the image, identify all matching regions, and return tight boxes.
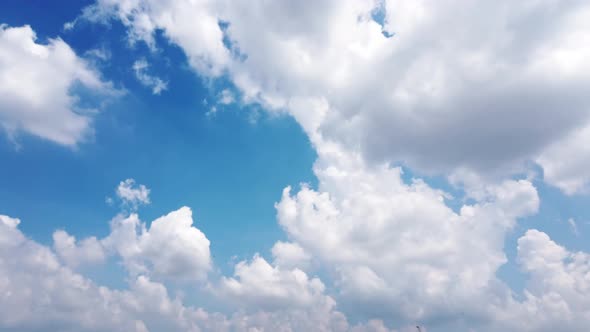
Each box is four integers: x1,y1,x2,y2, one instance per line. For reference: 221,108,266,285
132,59,168,95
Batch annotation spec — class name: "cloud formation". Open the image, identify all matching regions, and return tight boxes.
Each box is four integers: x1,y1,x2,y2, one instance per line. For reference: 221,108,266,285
103,207,212,282
0,24,115,146
132,59,168,95
0,211,392,332
3,0,590,330
116,178,151,209
80,0,590,192
276,142,540,326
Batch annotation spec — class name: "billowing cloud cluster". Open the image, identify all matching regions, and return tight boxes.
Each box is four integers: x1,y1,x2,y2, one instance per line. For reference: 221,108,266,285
2,176,590,331
0,205,390,331
53,180,211,282
2,158,590,332
102,207,212,281
2,0,590,330
79,0,590,192
276,144,540,326
0,24,114,146
511,230,590,331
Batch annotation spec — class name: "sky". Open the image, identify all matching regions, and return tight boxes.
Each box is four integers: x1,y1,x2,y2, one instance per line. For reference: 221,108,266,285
0,1,590,331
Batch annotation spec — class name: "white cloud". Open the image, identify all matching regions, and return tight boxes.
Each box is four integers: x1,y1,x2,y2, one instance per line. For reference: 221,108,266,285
116,178,150,209
20,0,590,329
0,24,114,146
567,218,580,236
0,214,154,331
81,0,590,191
3,176,590,332
103,207,212,282
53,230,106,267
276,142,539,326
220,0,590,177
219,254,325,309
272,241,311,270
57,180,209,282
218,89,234,105
132,59,168,95
508,229,590,331
0,214,20,228
79,0,230,76
537,124,590,195
85,47,111,61
0,212,398,332
71,1,590,326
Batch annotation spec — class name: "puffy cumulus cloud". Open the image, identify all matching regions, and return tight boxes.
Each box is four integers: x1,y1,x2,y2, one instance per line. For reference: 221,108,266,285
52,176,208,281
24,1,590,330
0,213,200,331
276,142,539,327
219,254,325,309
103,207,212,282
217,253,401,332
493,229,590,332
55,179,207,282
272,241,311,270
0,213,400,332
116,178,151,209
0,214,20,229
78,0,590,186
0,24,115,146
7,179,590,330
536,124,590,195
53,230,106,268
132,59,168,95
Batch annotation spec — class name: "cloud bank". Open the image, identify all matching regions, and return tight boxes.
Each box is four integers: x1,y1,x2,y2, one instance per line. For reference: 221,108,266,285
2,0,590,330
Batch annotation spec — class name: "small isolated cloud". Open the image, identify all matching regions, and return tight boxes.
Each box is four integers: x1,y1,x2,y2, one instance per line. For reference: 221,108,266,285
218,89,234,105
205,105,217,117
205,89,234,117
132,59,168,95
116,178,150,210
85,47,111,61
567,218,579,236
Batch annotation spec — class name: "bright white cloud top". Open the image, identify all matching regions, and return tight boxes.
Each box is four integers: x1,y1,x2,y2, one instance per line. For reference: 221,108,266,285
80,0,590,189
0,24,115,146
1,0,590,331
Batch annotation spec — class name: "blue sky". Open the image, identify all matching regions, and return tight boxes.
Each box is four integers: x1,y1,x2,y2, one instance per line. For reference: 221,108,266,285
1,0,317,270
1,1,590,332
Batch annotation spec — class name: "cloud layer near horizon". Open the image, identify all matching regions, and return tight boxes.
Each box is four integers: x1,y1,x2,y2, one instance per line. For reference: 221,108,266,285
1,173,589,331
